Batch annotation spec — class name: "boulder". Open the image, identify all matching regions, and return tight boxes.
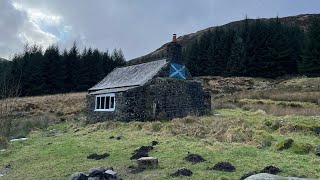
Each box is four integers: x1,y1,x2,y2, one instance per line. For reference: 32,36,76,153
70,172,88,180
137,157,159,169
244,173,316,180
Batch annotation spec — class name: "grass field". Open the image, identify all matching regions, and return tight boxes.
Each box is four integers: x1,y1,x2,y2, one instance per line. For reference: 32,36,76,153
0,77,320,179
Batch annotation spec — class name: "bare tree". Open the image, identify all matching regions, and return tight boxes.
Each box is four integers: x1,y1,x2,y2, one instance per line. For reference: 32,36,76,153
0,67,20,139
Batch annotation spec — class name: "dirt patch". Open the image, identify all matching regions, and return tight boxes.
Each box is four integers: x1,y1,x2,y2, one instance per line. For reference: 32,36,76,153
260,165,281,174
170,168,193,177
151,140,159,146
128,165,146,174
130,146,154,160
240,165,280,179
209,162,236,172
184,153,206,163
87,153,110,160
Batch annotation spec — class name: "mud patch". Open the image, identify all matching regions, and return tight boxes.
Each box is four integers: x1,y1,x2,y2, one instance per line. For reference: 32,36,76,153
209,162,236,172
151,140,159,146
184,153,206,163
240,165,280,179
260,165,281,174
170,168,193,177
128,165,146,174
87,153,110,160
130,146,154,160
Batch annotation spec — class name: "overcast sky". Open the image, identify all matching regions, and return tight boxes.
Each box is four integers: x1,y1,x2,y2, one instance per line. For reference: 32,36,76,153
0,0,319,60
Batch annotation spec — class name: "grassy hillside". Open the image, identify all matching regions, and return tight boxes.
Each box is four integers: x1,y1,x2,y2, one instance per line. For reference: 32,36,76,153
129,14,320,64
1,77,320,179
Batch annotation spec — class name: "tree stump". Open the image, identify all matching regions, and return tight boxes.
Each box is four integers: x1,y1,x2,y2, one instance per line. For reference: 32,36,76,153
137,157,159,169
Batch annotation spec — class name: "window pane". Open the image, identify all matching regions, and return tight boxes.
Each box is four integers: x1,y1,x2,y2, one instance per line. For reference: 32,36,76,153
106,97,110,109
101,97,105,109
110,97,115,108
96,97,100,109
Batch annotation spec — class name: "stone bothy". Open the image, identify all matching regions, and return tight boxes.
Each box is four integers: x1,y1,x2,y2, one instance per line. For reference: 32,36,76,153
86,34,211,122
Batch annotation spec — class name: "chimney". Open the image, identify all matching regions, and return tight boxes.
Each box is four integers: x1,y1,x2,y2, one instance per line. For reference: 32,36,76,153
167,34,182,65
172,34,177,42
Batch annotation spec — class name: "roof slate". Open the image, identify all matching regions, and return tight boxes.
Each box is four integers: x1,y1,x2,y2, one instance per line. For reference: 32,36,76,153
89,86,137,95
89,59,168,91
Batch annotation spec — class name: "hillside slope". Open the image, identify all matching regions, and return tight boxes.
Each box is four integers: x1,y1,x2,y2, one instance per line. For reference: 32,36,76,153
129,13,320,64
1,77,320,179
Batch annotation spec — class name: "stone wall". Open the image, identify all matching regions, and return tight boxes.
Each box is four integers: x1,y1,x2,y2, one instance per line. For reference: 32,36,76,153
147,77,211,119
86,77,211,123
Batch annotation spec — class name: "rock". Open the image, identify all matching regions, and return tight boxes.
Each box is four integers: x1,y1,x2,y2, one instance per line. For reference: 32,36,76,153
244,173,316,180
89,167,106,174
10,138,28,142
275,138,294,150
105,169,117,176
170,168,193,177
70,172,88,180
88,177,99,180
184,153,205,163
314,145,320,156
209,162,236,172
240,171,260,180
87,153,110,160
137,157,159,169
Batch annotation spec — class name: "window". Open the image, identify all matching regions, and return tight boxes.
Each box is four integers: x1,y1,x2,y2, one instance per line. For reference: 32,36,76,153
95,93,115,111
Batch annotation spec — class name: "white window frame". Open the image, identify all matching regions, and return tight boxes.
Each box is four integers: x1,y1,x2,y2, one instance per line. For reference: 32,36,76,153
94,93,115,112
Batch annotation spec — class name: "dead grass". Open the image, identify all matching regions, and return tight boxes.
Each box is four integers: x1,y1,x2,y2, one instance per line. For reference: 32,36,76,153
2,92,86,139
12,92,86,118
235,91,320,105
240,103,320,116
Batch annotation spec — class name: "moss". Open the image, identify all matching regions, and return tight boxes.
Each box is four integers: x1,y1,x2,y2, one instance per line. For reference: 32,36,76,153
253,130,274,148
274,138,294,151
291,142,313,154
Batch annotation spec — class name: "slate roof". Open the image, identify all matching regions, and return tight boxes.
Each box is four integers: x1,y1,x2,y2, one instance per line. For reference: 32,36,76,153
90,87,136,95
89,59,168,92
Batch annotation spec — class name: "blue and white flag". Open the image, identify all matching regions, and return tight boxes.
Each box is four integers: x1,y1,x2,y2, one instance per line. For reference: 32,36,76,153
169,63,186,79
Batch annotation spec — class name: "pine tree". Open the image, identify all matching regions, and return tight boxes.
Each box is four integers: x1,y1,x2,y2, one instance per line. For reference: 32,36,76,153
64,43,80,92
299,18,320,76
42,45,65,94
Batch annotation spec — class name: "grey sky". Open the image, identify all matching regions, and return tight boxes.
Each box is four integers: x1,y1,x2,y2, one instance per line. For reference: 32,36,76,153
0,0,319,60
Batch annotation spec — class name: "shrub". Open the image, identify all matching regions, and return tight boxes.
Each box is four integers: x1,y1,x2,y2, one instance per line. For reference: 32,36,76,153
143,122,163,132
274,138,294,151
253,130,274,148
291,142,313,154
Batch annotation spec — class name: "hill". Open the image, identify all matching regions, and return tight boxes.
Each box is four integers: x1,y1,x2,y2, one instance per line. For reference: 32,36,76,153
0,77,320,179
129,13,320,65
0,57,8,62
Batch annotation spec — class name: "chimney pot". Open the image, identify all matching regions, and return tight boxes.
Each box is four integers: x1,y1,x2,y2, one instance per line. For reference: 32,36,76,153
172,34,177,42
